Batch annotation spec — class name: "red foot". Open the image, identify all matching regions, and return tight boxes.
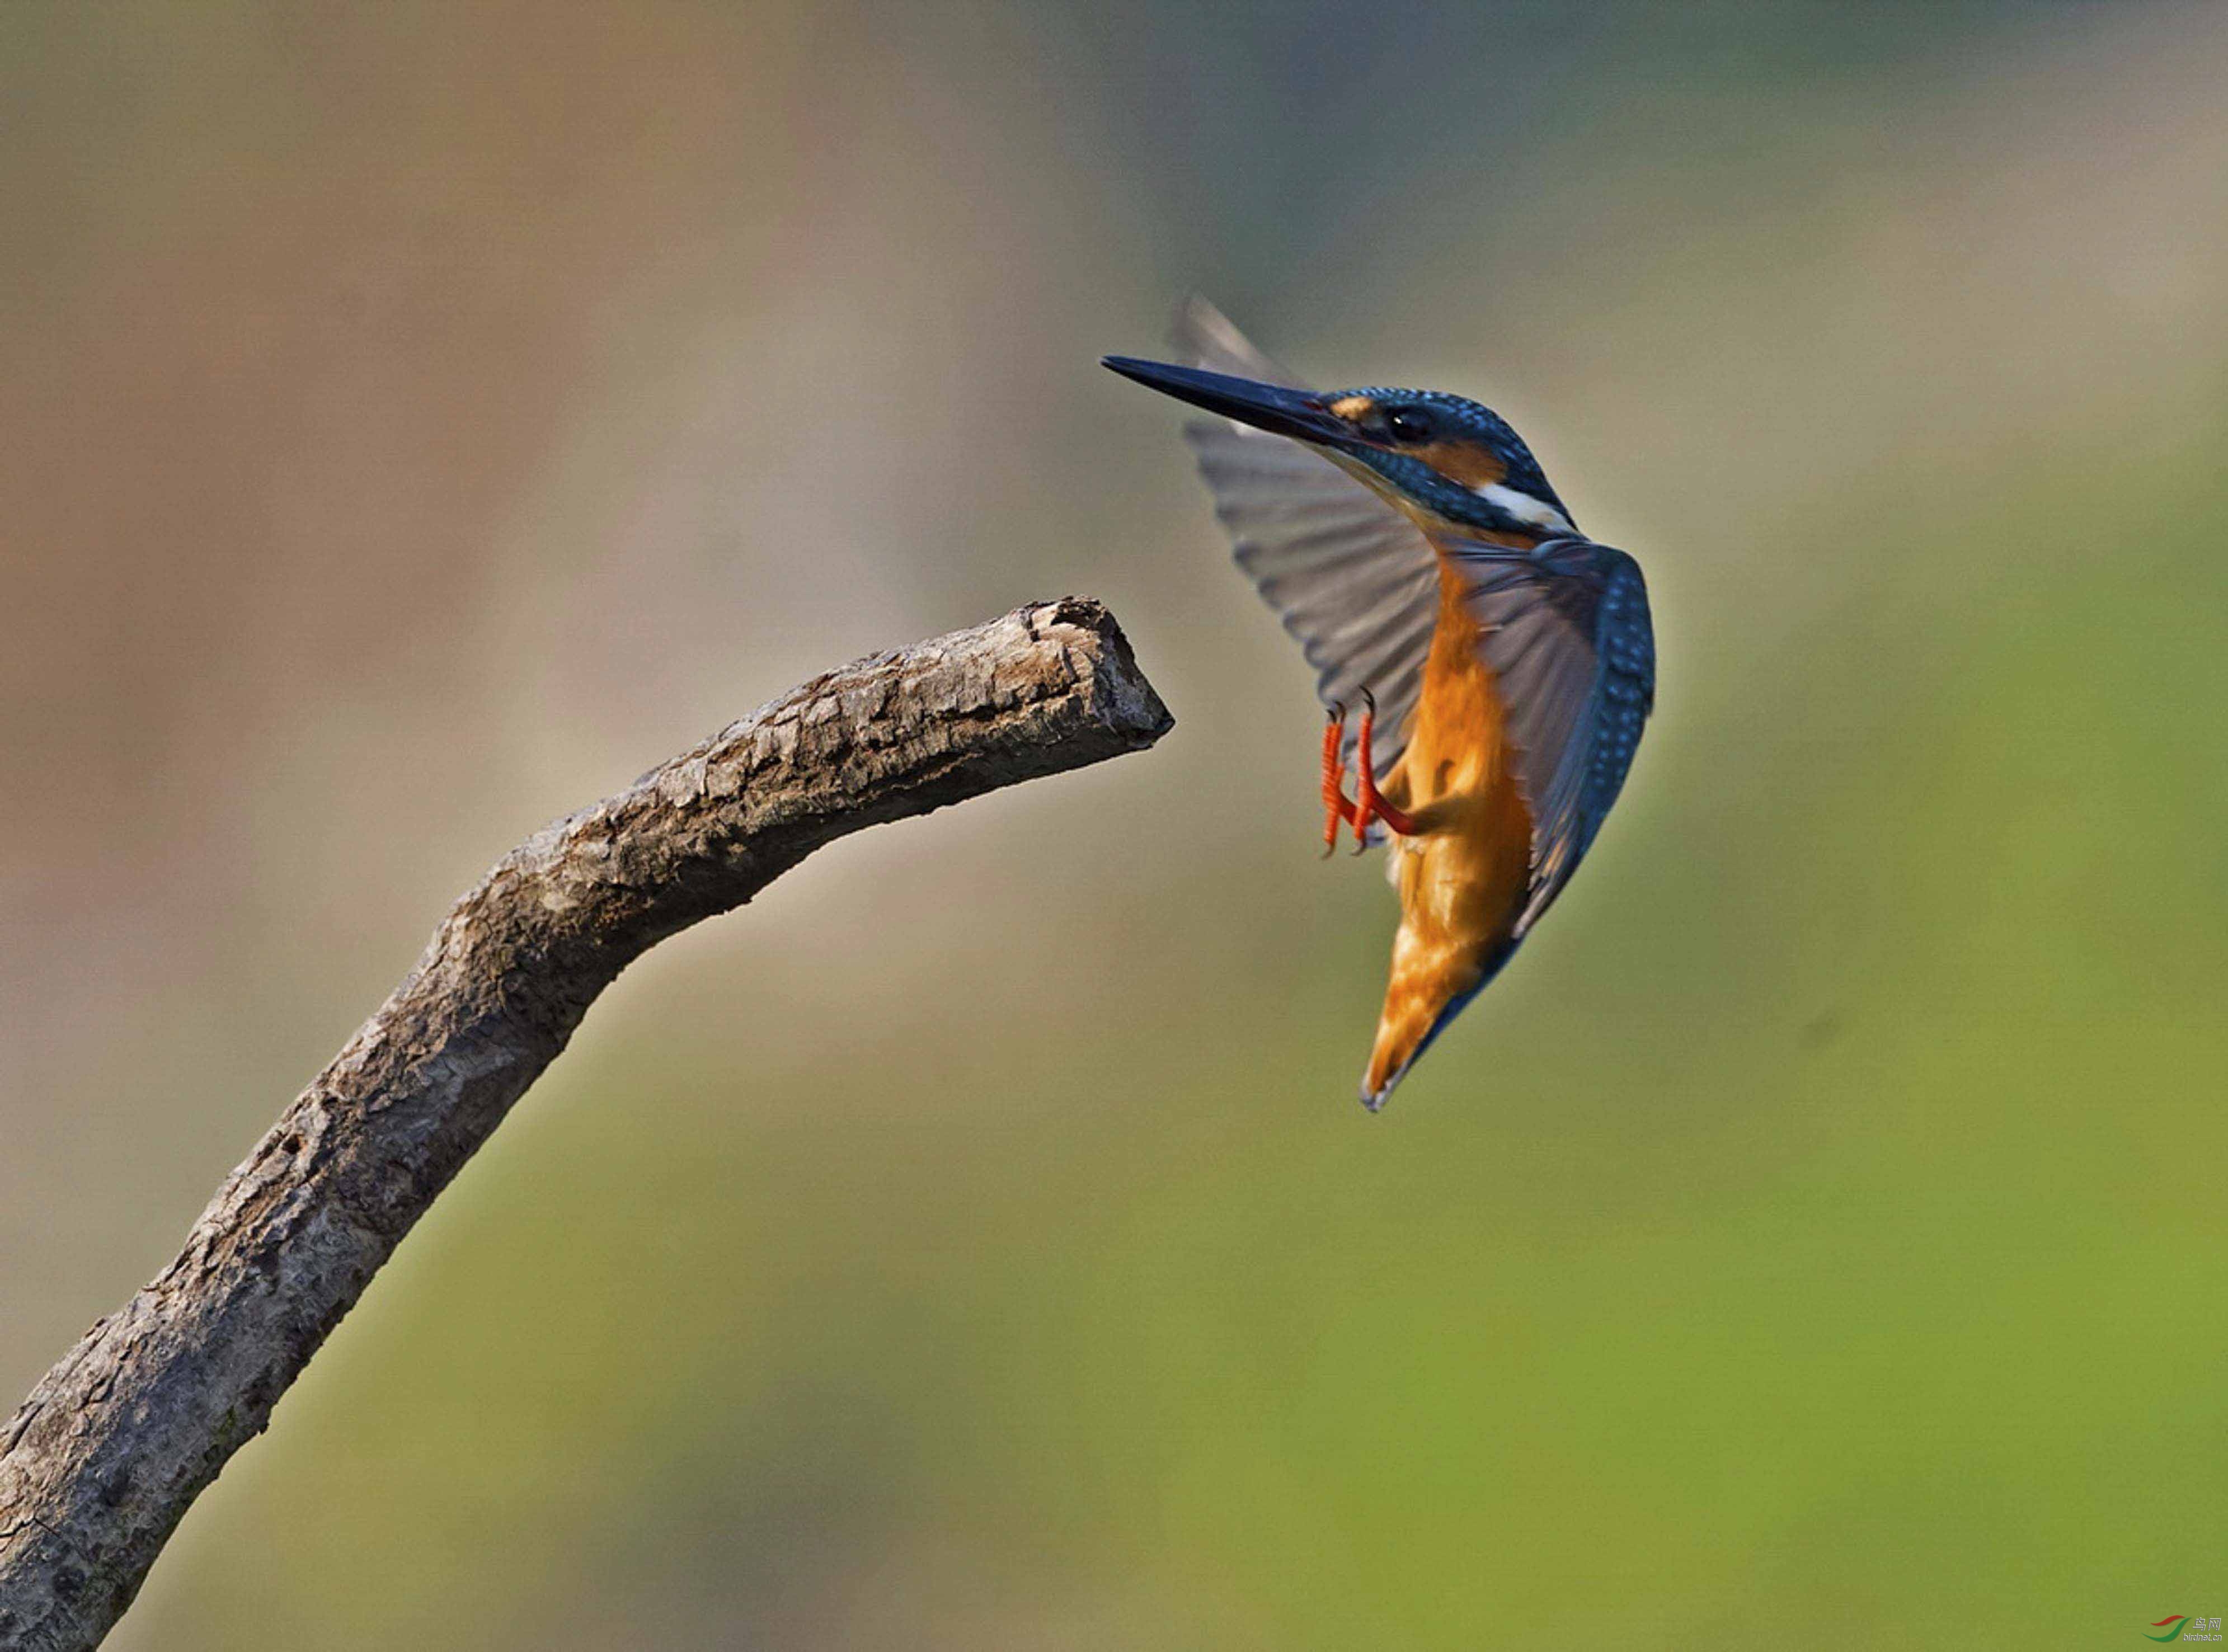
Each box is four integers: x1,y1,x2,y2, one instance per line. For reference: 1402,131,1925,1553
1320,694,1414,854
1321,705,1356,856
1350,689,1417,850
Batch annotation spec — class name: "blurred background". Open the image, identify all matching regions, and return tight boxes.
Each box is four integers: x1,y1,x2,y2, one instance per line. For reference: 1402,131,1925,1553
5,2,2226,1645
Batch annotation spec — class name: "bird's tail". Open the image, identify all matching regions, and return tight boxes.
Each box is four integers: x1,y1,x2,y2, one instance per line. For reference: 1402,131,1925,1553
1359,939,1515,1112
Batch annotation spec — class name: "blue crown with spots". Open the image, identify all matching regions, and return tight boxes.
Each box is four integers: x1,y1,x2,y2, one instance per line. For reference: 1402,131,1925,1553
1330,386,1574,540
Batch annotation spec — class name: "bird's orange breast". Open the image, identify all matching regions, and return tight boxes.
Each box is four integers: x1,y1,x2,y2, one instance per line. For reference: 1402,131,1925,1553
1364,557,1536,1099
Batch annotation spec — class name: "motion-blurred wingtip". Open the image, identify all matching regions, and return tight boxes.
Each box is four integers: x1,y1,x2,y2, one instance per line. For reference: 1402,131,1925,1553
1170,291,1228,332
1165,295,1304,388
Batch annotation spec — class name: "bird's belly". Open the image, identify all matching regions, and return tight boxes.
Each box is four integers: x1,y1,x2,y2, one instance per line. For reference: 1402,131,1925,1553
1391,576,1534,946
1355,623,1533,1100
1363,576,1539,1097
1357,560,1544,1100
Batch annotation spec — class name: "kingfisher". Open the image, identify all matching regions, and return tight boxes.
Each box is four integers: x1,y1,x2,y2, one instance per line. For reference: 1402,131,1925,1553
1106,299,1654,1110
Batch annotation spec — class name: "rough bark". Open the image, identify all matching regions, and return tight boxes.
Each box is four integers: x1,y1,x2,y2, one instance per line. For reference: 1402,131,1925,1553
0,597,1172,1652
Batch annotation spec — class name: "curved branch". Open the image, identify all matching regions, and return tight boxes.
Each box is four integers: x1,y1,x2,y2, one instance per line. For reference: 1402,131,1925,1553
0,597,1172,1652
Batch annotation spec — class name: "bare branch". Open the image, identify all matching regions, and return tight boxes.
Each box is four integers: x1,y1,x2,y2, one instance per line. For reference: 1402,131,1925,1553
0,597,1173,1652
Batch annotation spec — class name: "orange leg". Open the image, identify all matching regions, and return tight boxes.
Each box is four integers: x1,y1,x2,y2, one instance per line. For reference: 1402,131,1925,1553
1321,704,1357,856
1350,689,1417,851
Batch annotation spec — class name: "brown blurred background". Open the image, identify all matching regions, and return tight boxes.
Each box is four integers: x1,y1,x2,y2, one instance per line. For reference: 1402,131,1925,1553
5,2,2226,1646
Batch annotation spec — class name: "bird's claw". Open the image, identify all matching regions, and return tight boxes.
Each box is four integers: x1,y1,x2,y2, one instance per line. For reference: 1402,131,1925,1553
1350,689,1417,848
1320,703,1353,855
1321,689,1414,853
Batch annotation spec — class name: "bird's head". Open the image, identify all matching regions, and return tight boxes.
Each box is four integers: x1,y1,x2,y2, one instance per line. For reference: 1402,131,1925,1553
1103,357,1574,544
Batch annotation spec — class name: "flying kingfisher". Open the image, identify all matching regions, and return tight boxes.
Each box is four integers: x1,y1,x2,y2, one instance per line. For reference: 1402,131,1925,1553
1106,299,1654,1110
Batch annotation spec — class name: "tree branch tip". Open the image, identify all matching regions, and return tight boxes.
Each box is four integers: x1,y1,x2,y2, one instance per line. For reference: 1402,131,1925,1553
0,596,1173,1652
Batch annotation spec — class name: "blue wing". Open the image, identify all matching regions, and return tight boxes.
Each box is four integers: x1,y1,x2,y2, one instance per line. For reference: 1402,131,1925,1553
1169,298,1440,787
1447,536,1655,935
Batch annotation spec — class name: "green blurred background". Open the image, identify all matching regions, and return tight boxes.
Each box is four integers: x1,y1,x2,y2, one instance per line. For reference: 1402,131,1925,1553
5,2,2225,1645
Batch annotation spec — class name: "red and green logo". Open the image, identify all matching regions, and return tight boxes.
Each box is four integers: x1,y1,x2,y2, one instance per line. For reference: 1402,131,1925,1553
2147,1619,2192,1642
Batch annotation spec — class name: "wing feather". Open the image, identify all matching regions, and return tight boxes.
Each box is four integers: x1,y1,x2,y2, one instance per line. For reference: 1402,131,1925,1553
1449,537,1655,934
1171,299,1441,784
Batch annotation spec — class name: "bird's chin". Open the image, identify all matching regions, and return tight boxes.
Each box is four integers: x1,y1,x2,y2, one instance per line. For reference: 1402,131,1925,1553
1324,450,1456,529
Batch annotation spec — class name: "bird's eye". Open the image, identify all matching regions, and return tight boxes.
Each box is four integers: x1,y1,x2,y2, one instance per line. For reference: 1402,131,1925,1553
1383,407,1433,443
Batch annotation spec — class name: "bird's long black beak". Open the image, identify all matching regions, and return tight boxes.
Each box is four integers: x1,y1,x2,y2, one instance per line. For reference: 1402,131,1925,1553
1102,356,1351,445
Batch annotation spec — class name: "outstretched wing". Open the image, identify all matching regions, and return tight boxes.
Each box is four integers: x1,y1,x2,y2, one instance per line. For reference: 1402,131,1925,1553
1171,298,1441,782
1447,536,1655,935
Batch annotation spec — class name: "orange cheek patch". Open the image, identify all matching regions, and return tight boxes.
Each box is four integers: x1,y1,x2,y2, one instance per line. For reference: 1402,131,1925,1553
1328,394,1377,421
1413,440,1506,490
